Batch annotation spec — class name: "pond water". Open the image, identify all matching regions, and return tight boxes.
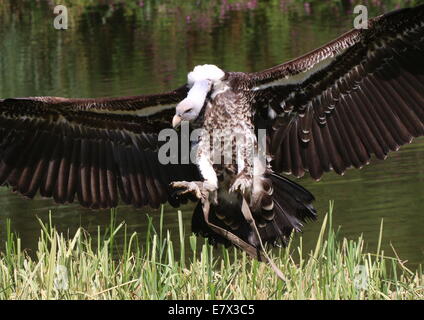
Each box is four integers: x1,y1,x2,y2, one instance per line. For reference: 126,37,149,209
0,0,423,268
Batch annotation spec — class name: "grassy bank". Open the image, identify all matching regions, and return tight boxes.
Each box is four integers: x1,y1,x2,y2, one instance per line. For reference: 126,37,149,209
0,202,422,300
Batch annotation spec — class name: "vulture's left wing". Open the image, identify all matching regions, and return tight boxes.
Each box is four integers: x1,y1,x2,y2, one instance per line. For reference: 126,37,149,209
249,5,424,180
0,85,200,209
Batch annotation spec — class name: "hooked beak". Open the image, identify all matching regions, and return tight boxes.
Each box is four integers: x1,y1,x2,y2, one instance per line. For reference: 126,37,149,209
172,115,182,128
172,79,212,129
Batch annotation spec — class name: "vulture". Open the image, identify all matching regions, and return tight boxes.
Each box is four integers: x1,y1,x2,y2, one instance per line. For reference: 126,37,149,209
0,5,423,258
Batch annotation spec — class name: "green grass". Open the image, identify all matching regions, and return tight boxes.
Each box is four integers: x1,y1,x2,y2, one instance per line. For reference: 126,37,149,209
0,202,422,300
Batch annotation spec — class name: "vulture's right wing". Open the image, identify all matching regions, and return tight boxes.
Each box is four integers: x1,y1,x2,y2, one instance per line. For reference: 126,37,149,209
0,85,200,209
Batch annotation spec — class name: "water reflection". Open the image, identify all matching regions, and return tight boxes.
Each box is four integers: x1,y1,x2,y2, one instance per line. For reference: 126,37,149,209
0,0,423,267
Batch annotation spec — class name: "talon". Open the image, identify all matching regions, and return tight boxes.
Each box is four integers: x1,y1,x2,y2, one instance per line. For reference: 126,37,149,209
171,180,218,203
171,181,203,199
229,174,252,195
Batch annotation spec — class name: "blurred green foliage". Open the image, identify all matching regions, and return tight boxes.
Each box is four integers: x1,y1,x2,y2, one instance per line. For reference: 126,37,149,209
0,0,423,97
1,0,424,23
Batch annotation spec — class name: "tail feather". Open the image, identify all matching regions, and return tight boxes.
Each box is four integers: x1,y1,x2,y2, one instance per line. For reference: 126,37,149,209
191,200,252,247
259,173,316,245
191,172,317,251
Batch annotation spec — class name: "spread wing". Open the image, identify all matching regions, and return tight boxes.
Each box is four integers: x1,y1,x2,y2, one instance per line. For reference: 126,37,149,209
0,85,201,209
250,5,424,180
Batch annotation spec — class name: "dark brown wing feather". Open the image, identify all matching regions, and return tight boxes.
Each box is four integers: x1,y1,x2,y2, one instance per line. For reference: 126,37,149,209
250,5,424,180
0,85,201,209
